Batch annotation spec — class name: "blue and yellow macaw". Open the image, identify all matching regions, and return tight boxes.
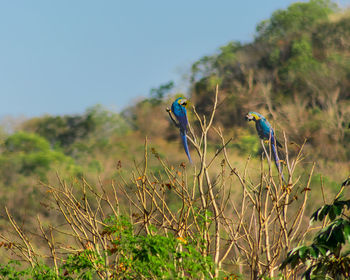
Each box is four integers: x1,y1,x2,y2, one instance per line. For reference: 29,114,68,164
170,98,192,163
245,112,284,179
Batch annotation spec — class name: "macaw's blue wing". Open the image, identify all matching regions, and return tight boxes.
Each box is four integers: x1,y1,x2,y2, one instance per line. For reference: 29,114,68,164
271,131,283,148
177,107,192,163
252,114,284,181
181,131,192,163
271,141,285,182
171,101,192,163
176,109,189,134
257,119,283,148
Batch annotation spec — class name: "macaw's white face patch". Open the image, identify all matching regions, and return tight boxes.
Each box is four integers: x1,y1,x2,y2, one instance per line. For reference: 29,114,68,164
246,112,260,121
178,99,188,106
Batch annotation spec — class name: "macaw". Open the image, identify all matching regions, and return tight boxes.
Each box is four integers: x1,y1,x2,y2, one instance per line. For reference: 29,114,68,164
170,98,192,163
245,112,284,180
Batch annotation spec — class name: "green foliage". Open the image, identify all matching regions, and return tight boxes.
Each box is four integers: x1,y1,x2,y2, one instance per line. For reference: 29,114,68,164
87,159,102,173
103,215,213,279
29,264,61,280
25,113,95,149
0,256,100,280
63,250,103,280
284,36,320,77
4,131,50,152
149,81,174,105
188,0,350,161
214,41,241,76
191,41,241,85
0,261,63,280
311,174,339,192
311,198,350,223
0,132,80,180
281,184,350,279
0,215,213,279
256,0,336,41
22,105,130,155
232,133,260,156
0,261,30,279
85,104,130,139
268,48,281,67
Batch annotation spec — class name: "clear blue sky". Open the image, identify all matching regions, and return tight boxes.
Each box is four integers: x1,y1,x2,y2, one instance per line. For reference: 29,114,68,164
0,0,348,117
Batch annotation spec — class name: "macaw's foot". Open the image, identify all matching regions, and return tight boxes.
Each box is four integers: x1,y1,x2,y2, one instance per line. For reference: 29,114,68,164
279,160,286,165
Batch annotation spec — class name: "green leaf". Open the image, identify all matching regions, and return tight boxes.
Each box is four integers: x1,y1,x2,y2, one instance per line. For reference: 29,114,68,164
333,225,345,245
298,246,308,259
317,245,328,256
318,205,330,221
290,254,301,269
309,246,318,258
310,207,321,223
328,206,336,221
344,223,350,243
334,203,343,216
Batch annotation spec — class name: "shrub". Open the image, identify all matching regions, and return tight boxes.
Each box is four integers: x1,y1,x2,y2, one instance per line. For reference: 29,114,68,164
281,180,350,279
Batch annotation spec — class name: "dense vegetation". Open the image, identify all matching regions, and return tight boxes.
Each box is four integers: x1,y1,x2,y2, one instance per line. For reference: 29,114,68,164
0,0,349,279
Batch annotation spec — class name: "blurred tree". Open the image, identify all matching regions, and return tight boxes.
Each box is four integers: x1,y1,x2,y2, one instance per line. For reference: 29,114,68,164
0,132,79,181
122,81,177,138
256,0,337,41
21,105,130,156
22,114,95,149
187,0,350,160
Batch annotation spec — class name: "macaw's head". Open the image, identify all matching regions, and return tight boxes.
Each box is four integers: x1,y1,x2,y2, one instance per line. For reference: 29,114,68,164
175,97,188,108
245,112,263,122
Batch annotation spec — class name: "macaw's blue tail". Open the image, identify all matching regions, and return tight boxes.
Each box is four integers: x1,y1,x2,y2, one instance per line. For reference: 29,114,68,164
271,142,285,182
181,131,192,164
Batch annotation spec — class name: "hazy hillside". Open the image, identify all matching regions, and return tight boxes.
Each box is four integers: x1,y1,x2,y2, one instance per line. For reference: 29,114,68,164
189,0,350,160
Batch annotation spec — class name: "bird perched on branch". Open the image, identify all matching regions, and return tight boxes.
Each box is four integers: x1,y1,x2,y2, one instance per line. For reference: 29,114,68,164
168,98,192,163
245,112,284,180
